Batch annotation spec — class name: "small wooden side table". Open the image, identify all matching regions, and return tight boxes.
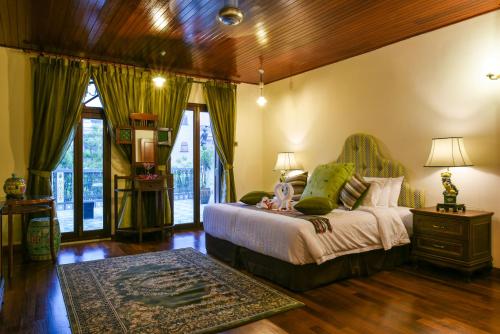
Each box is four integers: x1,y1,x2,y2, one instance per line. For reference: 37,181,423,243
411,207,493,280
0,196,56,279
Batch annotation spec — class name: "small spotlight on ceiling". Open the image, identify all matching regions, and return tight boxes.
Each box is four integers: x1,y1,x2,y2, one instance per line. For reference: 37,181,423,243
160,50,166,56
218,0,244,26
152,75,166,88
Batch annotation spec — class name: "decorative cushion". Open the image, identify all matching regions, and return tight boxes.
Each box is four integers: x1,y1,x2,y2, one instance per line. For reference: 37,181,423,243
300,162,355,203
240,191,274,205
285,171,308,201
339,174,370,210
294,197,335,215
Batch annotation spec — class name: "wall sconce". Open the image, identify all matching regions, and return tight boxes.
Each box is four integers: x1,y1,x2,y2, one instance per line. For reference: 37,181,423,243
486,73,500,80
152,75,166,88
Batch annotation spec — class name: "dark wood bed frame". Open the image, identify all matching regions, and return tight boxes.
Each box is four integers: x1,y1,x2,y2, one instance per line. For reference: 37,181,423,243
205,134,424,291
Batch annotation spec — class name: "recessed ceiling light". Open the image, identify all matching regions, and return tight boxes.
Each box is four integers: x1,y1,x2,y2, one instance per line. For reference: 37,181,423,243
160,50,166,56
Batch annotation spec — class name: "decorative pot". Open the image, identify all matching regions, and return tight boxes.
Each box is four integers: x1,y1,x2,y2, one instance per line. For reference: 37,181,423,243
200,187,211,204
27,217,61,261
3,173,26,199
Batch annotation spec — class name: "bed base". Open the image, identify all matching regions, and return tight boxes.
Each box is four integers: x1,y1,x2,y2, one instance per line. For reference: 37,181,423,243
206,233,410,291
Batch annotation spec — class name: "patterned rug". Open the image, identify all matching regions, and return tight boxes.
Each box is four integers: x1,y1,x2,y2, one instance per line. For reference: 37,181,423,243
57,248,303,333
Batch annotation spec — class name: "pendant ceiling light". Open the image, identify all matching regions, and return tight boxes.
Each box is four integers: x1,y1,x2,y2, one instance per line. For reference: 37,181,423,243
256,68,267,107
217,0,244,26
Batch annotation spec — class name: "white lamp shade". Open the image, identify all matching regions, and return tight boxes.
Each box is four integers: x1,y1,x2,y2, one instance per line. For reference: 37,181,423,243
273,152,302,171
425,137,473,167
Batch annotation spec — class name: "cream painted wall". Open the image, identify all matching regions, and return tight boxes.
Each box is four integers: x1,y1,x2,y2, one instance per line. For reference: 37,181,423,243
0,50,262,241
259,11,500,266
0,48,31,244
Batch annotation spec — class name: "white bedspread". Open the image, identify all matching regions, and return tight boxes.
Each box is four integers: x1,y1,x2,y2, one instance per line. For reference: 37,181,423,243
203,204,411,265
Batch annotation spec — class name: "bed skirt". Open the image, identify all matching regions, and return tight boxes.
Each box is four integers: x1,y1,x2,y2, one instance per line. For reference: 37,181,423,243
206,233,410,291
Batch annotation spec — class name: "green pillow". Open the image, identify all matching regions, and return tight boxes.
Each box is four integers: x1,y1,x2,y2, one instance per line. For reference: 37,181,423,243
240,191,273,205
300,162,355,203
294,197,335,215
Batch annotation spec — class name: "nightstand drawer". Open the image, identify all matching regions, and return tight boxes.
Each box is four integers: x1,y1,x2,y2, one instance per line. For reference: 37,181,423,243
414,215,465,239
415,237,464,259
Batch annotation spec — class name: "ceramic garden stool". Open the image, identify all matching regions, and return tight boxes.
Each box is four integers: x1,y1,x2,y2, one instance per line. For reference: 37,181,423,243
27,217,61,261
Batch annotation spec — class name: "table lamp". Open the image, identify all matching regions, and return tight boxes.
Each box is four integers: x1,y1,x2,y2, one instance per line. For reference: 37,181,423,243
424,137,473,212
273,152,302,182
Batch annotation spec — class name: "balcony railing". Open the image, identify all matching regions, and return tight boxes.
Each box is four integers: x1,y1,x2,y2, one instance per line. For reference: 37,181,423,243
51,169,103,210
172,167,194,200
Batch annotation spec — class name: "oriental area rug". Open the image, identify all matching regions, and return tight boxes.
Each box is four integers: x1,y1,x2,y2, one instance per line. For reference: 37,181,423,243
57,248,303,333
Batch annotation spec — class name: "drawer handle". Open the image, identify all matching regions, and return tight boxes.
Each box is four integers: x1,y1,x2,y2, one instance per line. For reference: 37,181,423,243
432,224,446,229
432,243,446,249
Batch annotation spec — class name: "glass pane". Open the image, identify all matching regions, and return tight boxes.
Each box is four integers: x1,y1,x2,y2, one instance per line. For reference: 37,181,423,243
52,142,74,233
199,112,216,221
83,81,103,108
82,119,104,231
171,109,194,225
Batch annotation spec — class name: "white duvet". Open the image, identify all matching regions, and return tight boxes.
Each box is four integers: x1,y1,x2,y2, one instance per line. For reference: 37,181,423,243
203,204,411,265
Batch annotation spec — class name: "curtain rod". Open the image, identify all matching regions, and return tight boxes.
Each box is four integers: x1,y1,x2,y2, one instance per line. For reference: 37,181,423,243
20,48,239,84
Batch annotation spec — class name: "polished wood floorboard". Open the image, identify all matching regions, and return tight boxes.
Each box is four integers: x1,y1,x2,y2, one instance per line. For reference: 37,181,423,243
0,230,499,334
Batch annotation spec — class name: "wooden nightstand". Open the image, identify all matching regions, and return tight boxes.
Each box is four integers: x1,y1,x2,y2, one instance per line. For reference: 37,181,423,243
410,207,493,280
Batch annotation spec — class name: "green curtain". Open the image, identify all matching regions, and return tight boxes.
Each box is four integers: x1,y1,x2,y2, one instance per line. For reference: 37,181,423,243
152,75,192,226
203,81,237,203
93,65,152,161
153,75,193,164
27,57,90,196
93,65,152,228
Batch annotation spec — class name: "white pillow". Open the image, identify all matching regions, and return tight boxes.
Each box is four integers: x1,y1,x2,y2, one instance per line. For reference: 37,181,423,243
361,179,385,207
389,176,404,207
365,176,404,207
364,177,390,207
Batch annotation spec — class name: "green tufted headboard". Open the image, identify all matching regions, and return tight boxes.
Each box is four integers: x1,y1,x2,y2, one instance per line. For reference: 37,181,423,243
336,133,425,208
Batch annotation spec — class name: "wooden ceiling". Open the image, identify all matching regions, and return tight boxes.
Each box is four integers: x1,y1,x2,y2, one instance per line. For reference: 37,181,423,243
0,0,498,84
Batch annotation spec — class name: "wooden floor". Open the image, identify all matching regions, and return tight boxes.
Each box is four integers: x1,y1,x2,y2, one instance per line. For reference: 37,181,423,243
1,230,499,334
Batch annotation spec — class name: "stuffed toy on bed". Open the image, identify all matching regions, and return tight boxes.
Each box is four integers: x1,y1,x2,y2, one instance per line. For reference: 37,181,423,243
273,182,294,211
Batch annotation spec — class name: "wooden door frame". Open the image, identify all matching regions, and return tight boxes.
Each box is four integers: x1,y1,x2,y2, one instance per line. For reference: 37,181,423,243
169,103,220,230
61,107,111,242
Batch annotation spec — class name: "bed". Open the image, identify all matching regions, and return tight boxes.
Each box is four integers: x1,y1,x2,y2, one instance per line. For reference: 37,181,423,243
204,134,425,291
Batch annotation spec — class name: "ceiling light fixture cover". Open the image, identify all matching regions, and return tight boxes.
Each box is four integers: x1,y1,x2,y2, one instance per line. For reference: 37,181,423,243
218,0,244,26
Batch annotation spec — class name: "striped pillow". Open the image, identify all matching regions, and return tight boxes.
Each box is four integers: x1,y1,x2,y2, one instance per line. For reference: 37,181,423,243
340,174,370,210
285,171,308,201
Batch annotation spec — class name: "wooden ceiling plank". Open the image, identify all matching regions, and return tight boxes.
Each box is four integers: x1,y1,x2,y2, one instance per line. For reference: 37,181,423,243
85,0,124,51
196,0,365,76
0,0,11,46
59,0,90,51
6,0,19,47
0,0,498,83
101,0,158,57
114,0,174,62
75,0,103,51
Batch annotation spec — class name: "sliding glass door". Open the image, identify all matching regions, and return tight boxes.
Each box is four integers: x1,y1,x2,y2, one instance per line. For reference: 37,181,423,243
170,104,220,227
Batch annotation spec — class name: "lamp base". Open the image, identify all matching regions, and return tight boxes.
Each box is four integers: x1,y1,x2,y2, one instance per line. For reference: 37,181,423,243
436,203,466,213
